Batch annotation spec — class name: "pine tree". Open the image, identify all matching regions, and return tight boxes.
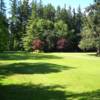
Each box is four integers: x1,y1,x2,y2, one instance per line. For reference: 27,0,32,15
37,0,43,18
9,0,19,50
17,0,30,50
22,0,37,51
0,0,9,51
43,4,55,21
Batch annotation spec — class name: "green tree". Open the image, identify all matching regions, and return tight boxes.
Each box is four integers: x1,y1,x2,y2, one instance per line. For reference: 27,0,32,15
18,0,30,32
94,1,100,54
54,20,68,38
9,0,30,50
22,0,38,51
79,17,96,51
79,1,100,55
23,18,55,51
43,4,55,21
9,0,19,50
70,7,83,51
0,0,9,51
37,0,43,18
56,5,69,24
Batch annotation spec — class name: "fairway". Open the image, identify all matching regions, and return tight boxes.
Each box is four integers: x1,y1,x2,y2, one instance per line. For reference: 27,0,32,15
0,52,100,100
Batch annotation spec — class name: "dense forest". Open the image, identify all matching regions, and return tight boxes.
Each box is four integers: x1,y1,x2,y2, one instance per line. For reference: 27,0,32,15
0,0,100,54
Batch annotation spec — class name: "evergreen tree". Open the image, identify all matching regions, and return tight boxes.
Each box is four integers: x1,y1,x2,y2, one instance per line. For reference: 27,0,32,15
0,0,9,51
43,4,55,21
37,0,43,18
54,20,68,38
56,5,69,24
22,0,37,51
18,0,30,32
9,0,19,50
71,6,83,51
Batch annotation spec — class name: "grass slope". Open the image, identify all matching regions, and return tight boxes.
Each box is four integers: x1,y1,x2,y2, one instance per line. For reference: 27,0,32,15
0,52,100,100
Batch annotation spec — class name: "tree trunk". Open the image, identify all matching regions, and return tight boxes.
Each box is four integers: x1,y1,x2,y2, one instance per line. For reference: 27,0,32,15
97,47,100,56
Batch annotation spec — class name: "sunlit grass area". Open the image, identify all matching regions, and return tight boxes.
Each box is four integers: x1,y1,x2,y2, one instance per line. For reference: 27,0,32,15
0,52,100,100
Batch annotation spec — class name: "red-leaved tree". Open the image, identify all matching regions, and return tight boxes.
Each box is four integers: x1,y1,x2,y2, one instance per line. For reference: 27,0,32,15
32,39,44,51
56,38,68,51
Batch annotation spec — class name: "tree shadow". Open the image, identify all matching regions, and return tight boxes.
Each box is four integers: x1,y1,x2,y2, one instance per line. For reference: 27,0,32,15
0,83,100,100
87,53,100,57
0,52,62,60
0,62,74,77
67,90,100,100
88,53,98,57
0,84,67,100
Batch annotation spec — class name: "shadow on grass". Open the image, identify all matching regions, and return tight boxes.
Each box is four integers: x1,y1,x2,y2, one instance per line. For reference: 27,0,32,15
0,84,67,100
88,53,97,57
87,53,100,57
0,62,74,76
0,84,100,100
67,90,100,100
0,52,62,60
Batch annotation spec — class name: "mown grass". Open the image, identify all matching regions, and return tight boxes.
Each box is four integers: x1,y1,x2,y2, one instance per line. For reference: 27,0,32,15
0,52,100,100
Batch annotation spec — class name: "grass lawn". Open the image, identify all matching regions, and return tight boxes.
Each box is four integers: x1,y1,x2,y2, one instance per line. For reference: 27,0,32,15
0,52,100,100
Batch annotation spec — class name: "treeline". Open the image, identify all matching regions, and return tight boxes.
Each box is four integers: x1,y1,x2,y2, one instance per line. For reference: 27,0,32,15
0,0,100,54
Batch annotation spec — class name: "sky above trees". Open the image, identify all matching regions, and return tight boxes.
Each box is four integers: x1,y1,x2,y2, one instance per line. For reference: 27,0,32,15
42,0,93,9
5,0,93,17
6,0,93,11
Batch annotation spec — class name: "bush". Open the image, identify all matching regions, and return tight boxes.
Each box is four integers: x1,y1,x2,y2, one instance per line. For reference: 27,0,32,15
32,39,44,51
56,38,67,51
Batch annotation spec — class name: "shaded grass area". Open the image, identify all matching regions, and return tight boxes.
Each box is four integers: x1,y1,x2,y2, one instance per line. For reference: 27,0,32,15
0,62,73,77
0,84,66,100
0,84,100,100
0,52,62,60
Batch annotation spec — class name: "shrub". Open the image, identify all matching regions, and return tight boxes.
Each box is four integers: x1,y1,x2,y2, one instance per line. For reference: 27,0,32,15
56,38,67,51
32,39,44,51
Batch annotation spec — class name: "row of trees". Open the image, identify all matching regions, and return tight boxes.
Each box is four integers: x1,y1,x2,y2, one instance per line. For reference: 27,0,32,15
9,0,83,52
0,0,100,54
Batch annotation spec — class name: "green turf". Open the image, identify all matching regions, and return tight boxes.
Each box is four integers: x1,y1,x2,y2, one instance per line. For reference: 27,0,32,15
0,52,100,100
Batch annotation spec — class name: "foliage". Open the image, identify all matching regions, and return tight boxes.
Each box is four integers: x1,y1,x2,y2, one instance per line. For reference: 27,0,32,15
79,22,95,50
79,1,100,54
32,39,44,51
43,4,55,21
10,0,84,52
54,20,68,38
56,38,68,51
1,0,97,52
0,0,9,51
